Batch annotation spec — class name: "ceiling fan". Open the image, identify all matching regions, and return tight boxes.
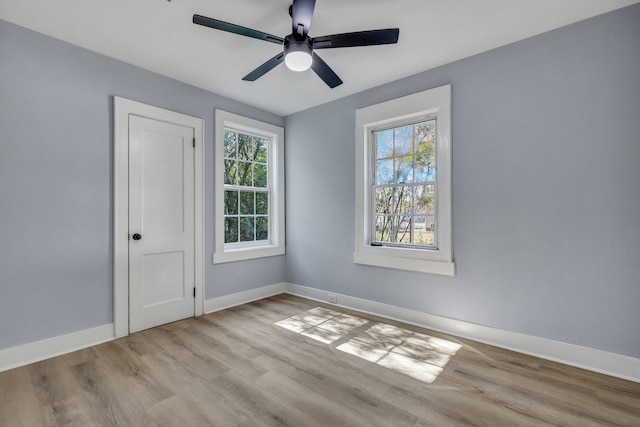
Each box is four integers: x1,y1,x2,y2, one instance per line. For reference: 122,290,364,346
193,0,400,88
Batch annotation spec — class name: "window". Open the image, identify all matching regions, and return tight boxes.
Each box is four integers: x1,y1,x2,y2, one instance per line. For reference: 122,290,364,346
354,85,454,276
223,131,270,244
214,110,285,263
372,119,437,248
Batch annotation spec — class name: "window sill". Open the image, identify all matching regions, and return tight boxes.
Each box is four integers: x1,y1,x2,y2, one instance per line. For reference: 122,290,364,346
353,251,455,276
213,245,285,264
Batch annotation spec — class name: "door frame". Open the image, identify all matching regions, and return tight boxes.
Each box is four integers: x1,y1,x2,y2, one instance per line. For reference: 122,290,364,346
113,96,204,338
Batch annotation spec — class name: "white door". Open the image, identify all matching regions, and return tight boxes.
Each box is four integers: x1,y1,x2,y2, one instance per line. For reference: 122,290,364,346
128,115,195,333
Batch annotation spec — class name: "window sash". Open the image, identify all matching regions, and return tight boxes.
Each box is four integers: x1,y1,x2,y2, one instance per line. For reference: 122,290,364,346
223,186,271,245
370,119,438,250
370,183,437,249
223,127,273,246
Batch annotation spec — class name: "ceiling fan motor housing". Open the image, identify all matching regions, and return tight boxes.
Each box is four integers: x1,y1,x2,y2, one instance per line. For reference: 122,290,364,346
283,34,313,71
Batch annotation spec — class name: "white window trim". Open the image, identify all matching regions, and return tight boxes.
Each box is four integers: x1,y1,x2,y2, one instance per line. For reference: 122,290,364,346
214,110,285,264
354,85,454,276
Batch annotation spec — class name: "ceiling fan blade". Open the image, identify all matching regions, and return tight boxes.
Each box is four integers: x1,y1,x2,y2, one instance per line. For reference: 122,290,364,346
242,52,285,81
311,52,343,88
312,28,399,49
291,0,316,39
193,14,284,45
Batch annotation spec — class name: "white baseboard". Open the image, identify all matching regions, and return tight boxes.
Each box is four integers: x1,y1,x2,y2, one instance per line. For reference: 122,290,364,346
0,282,287,373
3,283,637,384
204,282,287,314
284,283,640,383
0,324,114,373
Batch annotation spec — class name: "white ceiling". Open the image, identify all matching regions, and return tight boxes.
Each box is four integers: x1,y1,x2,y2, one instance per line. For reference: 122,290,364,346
1,0,637,116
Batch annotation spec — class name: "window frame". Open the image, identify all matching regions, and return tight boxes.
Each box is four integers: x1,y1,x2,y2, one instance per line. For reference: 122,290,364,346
370,116,438,249
214,110,285,264
354,85,454,276
222,129,271,246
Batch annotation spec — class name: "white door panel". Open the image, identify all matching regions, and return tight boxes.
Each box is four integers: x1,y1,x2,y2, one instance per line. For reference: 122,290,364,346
129,115,195,333
141,251,185,306
141,130,186,234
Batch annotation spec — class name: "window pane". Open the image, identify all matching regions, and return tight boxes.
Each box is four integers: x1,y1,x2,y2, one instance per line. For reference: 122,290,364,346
394,125,413,156
425,215,435,232
224,190,238,215
224,131,237,159
237,161,253,186
254,163,267,188
224,217,238,243
414,215,435,246
415,120,435,140
238,133,254,161
239,191,255,215
256,192,268,215
254,138,268,163
376,129,393,158
396,217,412,244
395,155,413,183
376,159,394,185
415,121,436,182
414,185,435,214
393,186,412,216
415,163,436,183
239,217,255,242
375,187,393,214
375,215,393,243
256,216,268,241
224,160,237,185
389,215,402,243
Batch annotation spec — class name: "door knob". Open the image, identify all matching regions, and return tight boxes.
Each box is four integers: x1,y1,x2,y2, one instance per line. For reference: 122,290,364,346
132,233,142,241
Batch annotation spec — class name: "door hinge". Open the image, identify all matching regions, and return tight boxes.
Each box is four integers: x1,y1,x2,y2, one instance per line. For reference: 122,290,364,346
193,138,195,148
193,287,196,298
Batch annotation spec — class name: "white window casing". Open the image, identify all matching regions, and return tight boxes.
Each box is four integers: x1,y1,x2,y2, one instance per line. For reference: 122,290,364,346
214,110,285,263
354,85,454,276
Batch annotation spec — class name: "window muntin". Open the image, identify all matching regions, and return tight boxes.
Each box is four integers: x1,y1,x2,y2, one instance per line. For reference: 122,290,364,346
223,129,271,245
371,119,437,249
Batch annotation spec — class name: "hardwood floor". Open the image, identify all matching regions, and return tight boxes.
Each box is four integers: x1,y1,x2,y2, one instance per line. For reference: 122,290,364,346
1,294,639,426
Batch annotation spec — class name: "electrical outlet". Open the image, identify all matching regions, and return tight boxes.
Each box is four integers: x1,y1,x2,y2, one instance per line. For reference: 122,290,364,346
328,294,337,304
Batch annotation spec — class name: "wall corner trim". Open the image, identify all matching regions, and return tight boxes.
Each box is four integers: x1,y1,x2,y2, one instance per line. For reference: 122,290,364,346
283,283,640,384
0,324,114,373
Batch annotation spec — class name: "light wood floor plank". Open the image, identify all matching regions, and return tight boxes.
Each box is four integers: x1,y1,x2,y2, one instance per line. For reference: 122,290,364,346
1,294,638,426
0,367,45,426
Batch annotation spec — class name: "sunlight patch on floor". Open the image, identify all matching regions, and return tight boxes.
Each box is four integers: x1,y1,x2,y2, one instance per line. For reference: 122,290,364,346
275,307,462,383
337,322,461,383
275,307,369,344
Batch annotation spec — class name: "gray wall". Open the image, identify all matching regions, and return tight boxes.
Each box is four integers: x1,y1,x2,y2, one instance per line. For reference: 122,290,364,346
285,5,640,358
2,5,639,360
0,19,285,351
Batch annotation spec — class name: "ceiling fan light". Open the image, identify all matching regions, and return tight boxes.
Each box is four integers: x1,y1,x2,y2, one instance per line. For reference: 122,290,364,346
285,51,313,71
283,35,313,71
